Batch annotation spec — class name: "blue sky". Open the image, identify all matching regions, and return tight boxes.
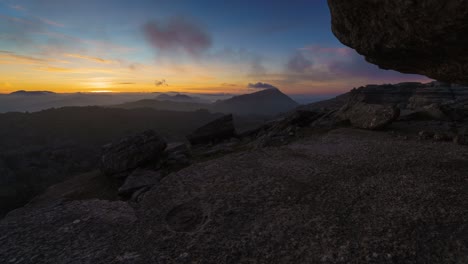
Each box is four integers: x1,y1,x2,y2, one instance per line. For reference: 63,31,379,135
0,0,430,94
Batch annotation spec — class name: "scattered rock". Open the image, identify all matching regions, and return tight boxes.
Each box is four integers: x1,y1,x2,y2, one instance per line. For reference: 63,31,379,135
433,132,451,142
419,130,434,140
338,102,400,130
165,202,205,233
453,134,467,145
328,0,468,83
198,143,235,158
420,104,450,120
165,143,191,168
100,130,167,177
187,114,236,145
245,110,326,148
118,168,163,197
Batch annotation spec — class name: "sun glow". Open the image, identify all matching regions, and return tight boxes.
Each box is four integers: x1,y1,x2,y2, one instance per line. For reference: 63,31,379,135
90,90,114,93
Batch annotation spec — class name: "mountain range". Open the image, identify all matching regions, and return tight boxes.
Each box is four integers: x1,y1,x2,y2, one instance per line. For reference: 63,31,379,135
116,88,299,116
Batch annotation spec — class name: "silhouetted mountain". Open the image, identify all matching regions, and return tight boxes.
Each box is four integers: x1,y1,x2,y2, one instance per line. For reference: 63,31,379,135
212,88,299,116
119,89,299,116
156,93,208,103
9,90,56,96
0,93,160,113
113,99,210,112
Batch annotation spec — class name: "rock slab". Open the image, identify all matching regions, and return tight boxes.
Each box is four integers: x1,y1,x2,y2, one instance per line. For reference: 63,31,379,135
339,102,400,130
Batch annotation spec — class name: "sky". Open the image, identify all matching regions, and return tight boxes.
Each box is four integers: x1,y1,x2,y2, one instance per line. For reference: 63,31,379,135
0,0,431,95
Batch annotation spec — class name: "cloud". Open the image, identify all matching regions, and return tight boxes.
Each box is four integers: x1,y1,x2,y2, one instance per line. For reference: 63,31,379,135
299,45,353,57
36,66,73,72
247,82,278,89
249,56,267,76
287,52,313,73
142,17,212,57
65,53,115,64
9,5,26,11
221,83,237,87
0,50,66,65
38,18,64,28
34,66,115,74
280,45,430,84
155,79,168,86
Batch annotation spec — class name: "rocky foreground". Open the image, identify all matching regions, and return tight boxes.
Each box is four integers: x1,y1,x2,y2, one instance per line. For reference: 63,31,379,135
1,82,467,263
1,128,467,263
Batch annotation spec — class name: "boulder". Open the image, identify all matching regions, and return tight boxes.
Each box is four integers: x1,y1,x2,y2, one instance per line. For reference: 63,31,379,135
187,114,236,145
433,132,452,142
250,110,325,148
118,169,162,196
453,134,467,145
420,104,450,120
328,0,468,84
165,142,191,168
101,130,167,177
338,102,400,130
419,130,435,140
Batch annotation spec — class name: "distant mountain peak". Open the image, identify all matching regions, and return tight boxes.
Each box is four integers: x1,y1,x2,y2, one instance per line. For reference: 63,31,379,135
213,88,298,116
156,93,195,101
10,90,56,96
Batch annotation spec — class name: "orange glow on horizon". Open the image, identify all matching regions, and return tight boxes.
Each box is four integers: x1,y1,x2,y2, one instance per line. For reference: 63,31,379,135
90,90,115,93
0,49,383,96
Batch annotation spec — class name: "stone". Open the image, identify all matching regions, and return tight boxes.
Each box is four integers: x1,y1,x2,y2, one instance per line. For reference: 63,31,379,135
100,130,167,177
187,114,236,145
453,134,467,145
420,104,450,120
419,130,434,140
338,102,400,130
118,168,163,196
328,0,468,84
433,133,451,142
165,143,192,169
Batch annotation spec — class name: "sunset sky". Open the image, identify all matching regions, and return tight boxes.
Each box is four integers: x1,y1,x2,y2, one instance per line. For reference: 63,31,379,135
0,0,430,95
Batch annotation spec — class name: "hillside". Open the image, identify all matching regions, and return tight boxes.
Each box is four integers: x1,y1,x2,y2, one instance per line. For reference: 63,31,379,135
113,99,210,112
0,106,224,217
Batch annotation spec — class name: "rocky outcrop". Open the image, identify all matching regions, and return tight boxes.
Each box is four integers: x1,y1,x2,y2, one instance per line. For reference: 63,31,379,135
165,142,191,169
118,169,162,197
327,0,468,83
245,110,327,147
101,130,167,177
338,102,400,130
187,114,236,145
346,82,468,108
